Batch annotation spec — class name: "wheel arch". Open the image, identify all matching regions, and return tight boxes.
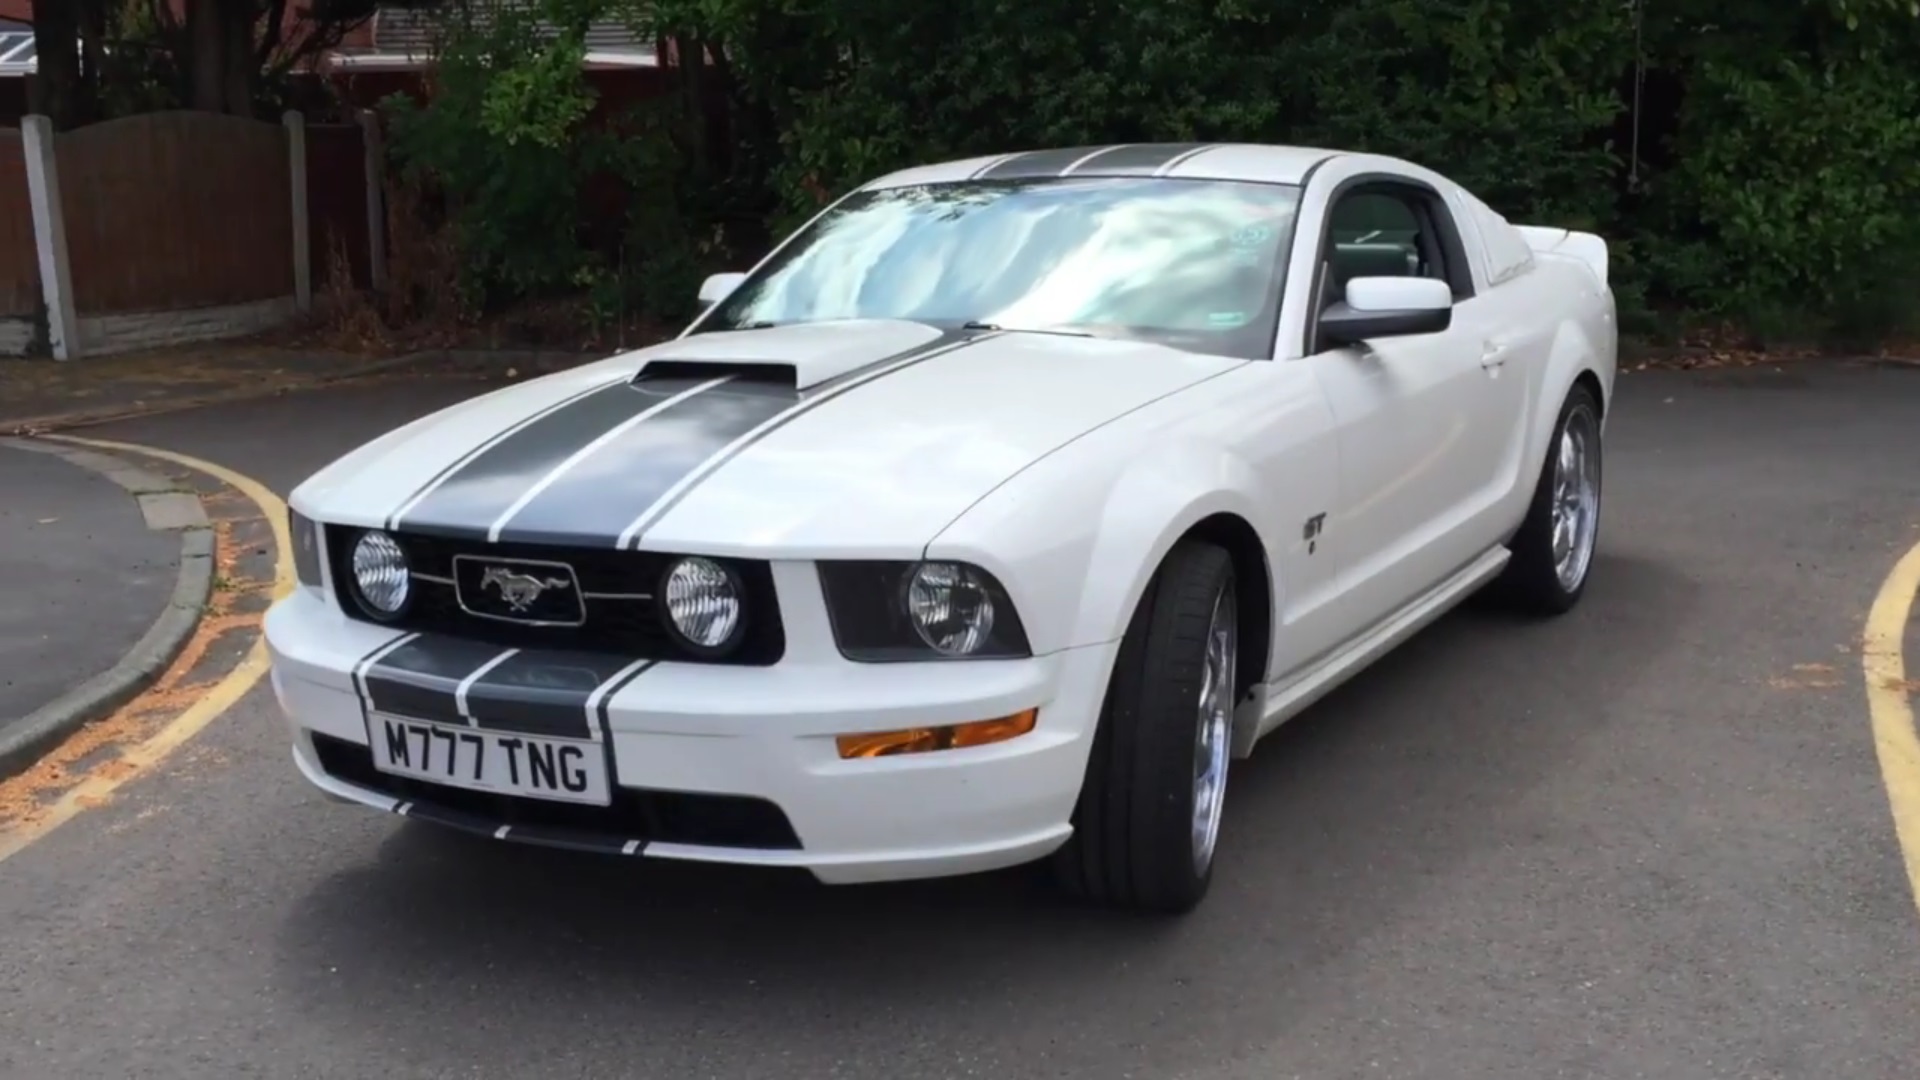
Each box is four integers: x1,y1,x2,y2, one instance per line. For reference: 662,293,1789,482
1520,312,1611,492
1177,512,1273,702
927,434,1293,668
1572,368,1606,419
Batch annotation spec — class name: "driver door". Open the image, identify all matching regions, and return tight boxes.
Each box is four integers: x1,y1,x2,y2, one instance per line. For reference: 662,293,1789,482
1304,183,1507,638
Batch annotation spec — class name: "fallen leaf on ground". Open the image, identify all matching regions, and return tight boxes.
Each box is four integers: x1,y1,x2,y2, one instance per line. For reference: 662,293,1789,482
36,517,56,524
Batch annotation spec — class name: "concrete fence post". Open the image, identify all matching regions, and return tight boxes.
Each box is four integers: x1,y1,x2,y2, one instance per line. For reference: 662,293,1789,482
284,110,311,312
20,115,79,360
357,108,388,293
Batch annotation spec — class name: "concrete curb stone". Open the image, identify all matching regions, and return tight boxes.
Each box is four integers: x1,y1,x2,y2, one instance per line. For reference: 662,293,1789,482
0,438,214,782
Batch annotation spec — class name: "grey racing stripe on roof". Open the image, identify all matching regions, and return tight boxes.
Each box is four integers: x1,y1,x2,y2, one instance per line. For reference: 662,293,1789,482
973,146,1118,179
1067,143,1211,177
970,143,1223,180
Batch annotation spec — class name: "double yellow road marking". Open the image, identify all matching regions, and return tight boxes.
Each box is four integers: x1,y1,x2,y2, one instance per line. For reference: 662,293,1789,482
1863,538,1920,921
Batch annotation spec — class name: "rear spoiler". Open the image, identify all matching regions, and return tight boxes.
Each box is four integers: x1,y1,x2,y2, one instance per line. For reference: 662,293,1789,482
1515,225,1609,286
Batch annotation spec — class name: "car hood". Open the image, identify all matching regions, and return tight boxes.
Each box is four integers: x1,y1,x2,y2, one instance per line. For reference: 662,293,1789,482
295,319,1243,555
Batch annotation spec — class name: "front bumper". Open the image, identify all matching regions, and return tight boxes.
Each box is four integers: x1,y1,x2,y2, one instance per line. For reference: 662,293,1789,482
264,583,1116,884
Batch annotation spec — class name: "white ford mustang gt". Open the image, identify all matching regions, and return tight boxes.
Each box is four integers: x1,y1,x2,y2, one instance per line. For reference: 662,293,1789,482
266,142,1615,913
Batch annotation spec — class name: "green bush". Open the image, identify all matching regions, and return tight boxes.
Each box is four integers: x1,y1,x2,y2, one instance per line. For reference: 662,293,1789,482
390,0,1920,346
1653,50,1920,342
381,0,609,311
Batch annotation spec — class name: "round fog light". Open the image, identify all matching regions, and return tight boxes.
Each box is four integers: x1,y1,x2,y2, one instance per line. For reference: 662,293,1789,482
663,556,743,652
351,529,410,617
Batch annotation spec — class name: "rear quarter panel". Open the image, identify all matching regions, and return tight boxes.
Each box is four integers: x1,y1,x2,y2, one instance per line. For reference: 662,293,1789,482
1471,256,1617,531
1516,256,1617,471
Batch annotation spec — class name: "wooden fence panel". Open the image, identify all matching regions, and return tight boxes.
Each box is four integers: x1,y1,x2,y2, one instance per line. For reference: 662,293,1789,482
0,127,40,317
58,111,293,315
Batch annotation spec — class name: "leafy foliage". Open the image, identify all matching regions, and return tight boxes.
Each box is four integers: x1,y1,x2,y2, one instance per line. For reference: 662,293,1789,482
392,0,1920,345
382,1,612,310
1655,52,1920,338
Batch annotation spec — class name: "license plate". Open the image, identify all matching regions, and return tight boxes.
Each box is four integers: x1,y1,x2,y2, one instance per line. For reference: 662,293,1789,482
367,712,612,807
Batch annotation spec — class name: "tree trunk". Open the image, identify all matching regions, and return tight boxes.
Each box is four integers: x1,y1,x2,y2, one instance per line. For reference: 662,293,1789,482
28,0,86,128
677,36,710,175
221,0,256,116
185,0,259,116
187,0,227,112
76,0,108,120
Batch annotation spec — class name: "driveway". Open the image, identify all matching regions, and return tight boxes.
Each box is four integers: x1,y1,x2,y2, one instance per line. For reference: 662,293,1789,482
0,363,1916,1079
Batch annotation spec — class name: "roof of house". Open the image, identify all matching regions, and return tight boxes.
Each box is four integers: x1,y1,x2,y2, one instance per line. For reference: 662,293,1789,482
330,1,658,70
371,2,647,51
0,25,33,75
0,1,661,79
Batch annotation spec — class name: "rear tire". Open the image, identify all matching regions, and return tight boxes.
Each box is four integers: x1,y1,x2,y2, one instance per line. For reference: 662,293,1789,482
1488,382,1604,615
1051,539,1238,914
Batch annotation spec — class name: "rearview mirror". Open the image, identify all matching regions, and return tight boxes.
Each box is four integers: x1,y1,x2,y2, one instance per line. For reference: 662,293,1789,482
1319,276,1453,349
697,272,747,308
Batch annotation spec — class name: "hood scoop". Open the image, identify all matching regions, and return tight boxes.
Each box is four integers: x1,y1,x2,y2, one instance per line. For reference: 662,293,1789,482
632,358,798,389
628,319,954,390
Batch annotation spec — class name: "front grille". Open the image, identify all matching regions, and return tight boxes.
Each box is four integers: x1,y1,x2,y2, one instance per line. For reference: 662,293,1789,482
312,733,804,850
325,526,785,665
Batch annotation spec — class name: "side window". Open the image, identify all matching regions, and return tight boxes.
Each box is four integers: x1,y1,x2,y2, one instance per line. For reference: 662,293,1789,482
1321,187,1451,309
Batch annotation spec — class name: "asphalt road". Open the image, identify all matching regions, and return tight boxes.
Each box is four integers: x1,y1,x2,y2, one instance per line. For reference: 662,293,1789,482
2,363,1917,1079
0,441,177,725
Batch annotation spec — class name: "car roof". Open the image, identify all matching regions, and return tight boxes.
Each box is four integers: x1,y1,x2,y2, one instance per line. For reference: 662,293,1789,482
861,143,1359,190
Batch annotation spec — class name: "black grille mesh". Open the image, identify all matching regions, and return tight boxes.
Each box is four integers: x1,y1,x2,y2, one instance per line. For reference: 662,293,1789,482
325,526,785,665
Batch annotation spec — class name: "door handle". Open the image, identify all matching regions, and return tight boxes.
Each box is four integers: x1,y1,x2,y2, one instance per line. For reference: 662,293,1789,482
1480,338,1514,370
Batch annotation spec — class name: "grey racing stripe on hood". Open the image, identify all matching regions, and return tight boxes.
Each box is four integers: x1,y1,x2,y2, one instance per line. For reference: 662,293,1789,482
500,330,995,547
385,330,995,547
487,376,792,547
611,329,999,549
389,376,722,542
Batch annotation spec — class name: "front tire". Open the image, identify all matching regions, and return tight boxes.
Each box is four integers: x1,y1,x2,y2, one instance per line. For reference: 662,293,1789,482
1490,381,1604,614
1052,539,1238,914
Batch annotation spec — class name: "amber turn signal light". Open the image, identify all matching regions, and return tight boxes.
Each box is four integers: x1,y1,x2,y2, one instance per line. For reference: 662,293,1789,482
835,709,1039,760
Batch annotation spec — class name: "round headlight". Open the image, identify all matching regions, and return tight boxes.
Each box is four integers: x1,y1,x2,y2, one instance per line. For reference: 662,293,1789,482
662,556,743,651
905,562,996,656
351,530,410,617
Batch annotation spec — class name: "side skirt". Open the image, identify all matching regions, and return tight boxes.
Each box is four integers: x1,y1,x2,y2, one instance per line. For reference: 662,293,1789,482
1231,545,1511,758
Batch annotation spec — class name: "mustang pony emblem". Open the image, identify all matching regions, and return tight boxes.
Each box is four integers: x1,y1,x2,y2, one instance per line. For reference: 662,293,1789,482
479,566,573,612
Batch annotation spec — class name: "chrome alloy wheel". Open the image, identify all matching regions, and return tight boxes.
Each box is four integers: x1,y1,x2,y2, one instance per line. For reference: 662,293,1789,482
1191,582,1237,874
1551,405,1602,592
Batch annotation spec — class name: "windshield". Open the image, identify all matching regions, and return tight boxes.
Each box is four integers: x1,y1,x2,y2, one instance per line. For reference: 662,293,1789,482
695,176,1303,360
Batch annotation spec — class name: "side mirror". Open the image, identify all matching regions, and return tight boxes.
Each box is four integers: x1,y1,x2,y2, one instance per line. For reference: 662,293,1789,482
1319,276,1453,349
698,272,746,308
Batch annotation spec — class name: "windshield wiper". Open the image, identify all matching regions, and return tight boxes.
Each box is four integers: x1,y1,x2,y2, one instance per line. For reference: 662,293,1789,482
960,320,1096,338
